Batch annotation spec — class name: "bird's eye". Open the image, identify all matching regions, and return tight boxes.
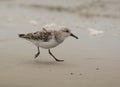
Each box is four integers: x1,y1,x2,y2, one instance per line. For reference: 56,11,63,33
65,30,69,33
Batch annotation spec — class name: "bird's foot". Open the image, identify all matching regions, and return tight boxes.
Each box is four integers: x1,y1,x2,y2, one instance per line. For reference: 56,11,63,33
34,52,40,58
56,59,64,62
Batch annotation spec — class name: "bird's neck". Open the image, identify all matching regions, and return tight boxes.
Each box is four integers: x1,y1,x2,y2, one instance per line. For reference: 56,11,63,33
54,31,66,43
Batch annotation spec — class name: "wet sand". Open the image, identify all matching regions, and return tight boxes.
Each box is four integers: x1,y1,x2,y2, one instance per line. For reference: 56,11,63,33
0,0,120,87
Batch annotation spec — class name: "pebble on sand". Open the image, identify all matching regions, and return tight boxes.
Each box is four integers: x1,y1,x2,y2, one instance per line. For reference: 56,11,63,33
96,67,100,70
70,72,74,75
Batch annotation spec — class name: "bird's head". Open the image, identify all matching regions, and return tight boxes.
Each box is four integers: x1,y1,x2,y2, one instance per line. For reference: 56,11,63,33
60,27,78,39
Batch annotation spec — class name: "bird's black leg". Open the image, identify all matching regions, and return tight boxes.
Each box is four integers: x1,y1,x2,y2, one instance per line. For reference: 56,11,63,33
48,49,64,62
34,46,40,58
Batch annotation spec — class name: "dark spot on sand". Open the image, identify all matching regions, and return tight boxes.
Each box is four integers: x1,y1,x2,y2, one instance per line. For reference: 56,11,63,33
96,67,100,70
79,73,82,76
70,72,74,75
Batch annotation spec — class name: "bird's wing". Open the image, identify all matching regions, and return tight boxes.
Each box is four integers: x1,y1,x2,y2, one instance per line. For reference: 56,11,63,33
23,30,52,42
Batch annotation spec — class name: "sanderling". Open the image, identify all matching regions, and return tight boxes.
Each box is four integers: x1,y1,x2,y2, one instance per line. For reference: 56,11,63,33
18,24,78,62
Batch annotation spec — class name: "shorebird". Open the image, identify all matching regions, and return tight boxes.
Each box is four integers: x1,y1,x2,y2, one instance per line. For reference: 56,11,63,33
18,24,78,62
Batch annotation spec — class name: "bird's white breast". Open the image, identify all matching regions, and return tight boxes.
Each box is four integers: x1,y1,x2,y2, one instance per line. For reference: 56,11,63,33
30,38,60,49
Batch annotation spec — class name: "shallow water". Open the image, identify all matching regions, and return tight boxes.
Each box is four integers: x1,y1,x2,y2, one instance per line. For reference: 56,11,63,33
0,0,120,87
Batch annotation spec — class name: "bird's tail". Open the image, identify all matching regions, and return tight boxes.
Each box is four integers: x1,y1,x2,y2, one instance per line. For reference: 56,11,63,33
18,34,26,38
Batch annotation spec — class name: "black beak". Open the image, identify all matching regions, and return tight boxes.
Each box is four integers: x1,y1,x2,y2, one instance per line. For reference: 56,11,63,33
70,33,78,39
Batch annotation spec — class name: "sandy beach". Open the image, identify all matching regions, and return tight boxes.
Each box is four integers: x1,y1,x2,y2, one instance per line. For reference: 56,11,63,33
0,0,120,87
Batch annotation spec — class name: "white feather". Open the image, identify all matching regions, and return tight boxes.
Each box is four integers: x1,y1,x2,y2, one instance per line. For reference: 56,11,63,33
89,28,104,36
